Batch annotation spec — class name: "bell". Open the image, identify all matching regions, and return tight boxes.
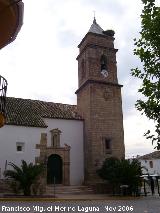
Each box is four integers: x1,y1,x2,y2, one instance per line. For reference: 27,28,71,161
0,112,5,128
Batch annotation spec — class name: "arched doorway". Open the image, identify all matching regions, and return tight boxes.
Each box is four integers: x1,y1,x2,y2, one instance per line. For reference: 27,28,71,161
47,154,63,184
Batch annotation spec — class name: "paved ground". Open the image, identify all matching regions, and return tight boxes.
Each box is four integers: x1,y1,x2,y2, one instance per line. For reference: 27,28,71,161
0,195,160,213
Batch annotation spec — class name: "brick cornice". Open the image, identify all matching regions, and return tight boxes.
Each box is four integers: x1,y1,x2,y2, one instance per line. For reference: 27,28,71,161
75,79,123,94
76,44,118,60
78,32,114,48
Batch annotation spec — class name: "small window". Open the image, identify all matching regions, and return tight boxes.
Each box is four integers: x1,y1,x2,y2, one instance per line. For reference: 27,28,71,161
17,146,22,151
52,135,55,147
16,142,25,152
149,160,153,168
105,139,111,150
81,59,86,79
104,138,112,154
53,135,57,147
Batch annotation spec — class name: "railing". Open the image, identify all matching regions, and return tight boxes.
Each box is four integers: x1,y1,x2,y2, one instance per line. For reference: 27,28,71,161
0,75,7,127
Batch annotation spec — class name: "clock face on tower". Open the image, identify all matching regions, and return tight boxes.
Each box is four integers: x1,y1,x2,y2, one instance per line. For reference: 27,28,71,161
101,69,108,78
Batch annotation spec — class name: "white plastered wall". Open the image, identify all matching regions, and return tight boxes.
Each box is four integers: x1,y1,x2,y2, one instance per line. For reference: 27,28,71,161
44,118,84,185
0,119,84,185
0,125,43,177
140,159,160,175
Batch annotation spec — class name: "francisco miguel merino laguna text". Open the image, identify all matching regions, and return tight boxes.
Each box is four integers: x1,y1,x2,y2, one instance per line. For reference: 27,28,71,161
1,205,100,212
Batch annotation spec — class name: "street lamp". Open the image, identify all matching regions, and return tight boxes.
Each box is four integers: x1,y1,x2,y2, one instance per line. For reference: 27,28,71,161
0,75,7,127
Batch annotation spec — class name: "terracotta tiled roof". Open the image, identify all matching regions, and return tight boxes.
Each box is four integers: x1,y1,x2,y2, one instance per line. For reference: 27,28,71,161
5,97,82,128
138,151,160,160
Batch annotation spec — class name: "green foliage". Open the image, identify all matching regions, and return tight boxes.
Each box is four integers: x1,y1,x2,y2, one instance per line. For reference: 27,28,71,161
131,0,160,149
97,157,120,184
97,157,142,195
4,160,43,196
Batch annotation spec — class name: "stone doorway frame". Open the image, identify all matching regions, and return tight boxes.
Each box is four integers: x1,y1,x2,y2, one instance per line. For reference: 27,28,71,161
35,133,70,186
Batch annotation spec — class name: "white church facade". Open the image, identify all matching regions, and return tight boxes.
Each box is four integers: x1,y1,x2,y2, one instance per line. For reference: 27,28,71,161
0,99,84,185
0,18,125,186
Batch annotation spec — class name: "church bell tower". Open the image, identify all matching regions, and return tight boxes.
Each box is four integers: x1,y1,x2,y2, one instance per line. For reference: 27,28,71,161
76,18,125,183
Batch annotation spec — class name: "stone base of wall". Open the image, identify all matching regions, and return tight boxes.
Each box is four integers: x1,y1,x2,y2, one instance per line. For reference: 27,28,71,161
90,183,113,194
0,179,13,194
0,178,46,196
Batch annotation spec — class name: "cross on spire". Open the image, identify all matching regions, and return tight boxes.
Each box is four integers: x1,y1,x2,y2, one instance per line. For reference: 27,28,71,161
93,10,96,23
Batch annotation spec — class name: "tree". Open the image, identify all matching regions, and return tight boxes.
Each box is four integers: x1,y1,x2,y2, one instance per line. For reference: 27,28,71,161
97,157,120,194
117,159,142,195
4,160,44,196
97,157,142,195
131,0,160,149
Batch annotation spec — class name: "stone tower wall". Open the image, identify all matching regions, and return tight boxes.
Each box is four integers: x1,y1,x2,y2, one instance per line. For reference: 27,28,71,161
76,31,125,183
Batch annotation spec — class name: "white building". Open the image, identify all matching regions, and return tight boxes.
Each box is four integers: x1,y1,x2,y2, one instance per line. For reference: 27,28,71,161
0,98,84,185
139,151,160,175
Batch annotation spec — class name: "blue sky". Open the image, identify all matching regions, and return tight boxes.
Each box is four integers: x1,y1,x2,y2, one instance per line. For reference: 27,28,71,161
0,0,158,157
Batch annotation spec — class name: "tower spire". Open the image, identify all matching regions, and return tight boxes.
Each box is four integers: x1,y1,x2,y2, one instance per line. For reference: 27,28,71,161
89,13,104,35
93,11,96,23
